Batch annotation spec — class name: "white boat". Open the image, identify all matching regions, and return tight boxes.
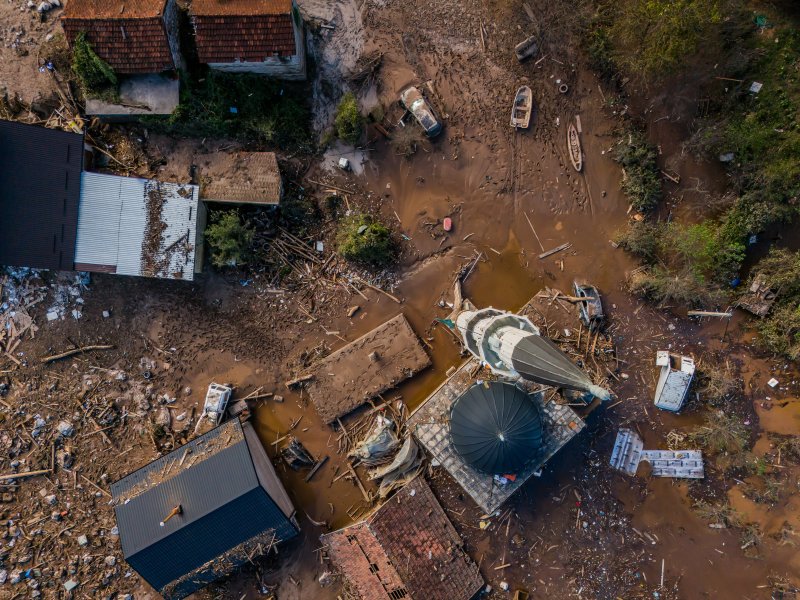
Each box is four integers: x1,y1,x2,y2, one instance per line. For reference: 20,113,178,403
510,86,533,129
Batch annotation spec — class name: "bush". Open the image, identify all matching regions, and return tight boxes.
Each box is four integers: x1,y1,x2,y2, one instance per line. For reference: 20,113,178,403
758,302,800,360
205,211,254,268
335,92,363,145
71,32,117,96
614,221,658,261
336,214,395,266
753,248,800,297
613,130,661,213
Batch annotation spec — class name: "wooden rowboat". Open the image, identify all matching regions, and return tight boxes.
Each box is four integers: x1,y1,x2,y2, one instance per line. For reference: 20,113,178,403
510,86,533,129
567,121,582,172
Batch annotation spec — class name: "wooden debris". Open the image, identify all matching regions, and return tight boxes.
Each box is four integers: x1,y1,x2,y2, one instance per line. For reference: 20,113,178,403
42,345,114,364
538,243,572,260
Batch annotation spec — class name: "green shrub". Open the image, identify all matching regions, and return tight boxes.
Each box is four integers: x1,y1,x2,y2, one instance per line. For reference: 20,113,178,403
613,130,662,213
614,221,658,261
205,211,254,268
336,214,395,266
335,92,363,145
71,32,117,96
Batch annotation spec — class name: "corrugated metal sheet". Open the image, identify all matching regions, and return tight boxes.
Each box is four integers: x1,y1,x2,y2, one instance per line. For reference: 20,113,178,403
111,420,298,596
75,172,199,280
0,120,84,271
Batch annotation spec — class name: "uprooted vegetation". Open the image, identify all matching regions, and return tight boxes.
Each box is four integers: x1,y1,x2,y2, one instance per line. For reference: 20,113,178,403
71,32,118,100
696,356,740,406
687,410,749,455
613,129,662,213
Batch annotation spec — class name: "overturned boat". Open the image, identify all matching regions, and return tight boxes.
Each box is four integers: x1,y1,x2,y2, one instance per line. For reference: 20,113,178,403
510,86,533,129
573,281,604,329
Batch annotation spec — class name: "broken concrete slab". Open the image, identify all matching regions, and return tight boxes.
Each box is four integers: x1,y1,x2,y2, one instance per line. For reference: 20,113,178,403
306,314,430,423
610,429,704,479
85,74,180,120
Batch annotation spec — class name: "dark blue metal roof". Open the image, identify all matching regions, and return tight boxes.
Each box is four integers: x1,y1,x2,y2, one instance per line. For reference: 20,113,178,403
0,120,83,270
111,420,298,598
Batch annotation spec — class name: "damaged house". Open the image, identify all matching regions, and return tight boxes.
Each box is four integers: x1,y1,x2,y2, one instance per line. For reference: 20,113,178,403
322,476,484,600
111,419,299,600
0,120,204,280
190,0,306,80
62,0,182,116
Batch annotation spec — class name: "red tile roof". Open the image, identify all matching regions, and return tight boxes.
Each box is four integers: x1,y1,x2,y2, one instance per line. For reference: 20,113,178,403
322,477,484,600
63,0,167,20
62,16,175,74
192,13,297,62
191,0,292,16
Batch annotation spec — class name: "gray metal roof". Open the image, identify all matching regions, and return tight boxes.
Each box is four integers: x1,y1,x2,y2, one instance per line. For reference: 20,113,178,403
0,120,84,271
111,420,298,596
75,172,199,279
510,334,610,400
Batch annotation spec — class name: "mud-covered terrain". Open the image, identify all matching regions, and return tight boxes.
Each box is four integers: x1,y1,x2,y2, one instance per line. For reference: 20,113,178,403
0,0,798,599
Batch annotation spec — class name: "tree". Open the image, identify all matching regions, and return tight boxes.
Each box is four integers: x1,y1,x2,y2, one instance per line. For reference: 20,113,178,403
334,92,363,145
609,0,721,79
336,214,395,266
205,211,254,268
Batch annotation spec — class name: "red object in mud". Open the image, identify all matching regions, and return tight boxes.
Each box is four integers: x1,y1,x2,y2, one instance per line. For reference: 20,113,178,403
443,217,453,232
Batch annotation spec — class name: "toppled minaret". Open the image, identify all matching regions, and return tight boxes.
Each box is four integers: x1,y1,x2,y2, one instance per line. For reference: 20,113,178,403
454,306,611,402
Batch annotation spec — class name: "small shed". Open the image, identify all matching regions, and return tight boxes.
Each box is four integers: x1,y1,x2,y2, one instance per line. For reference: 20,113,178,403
62,0,181,75
74,172,205,280
190,0,306,80
111,419,298,600
199,152,283,205
322,476,484,600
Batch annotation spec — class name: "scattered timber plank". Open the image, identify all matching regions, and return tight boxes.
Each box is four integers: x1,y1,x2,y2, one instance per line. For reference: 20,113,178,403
538,243,572,260
687,310,733,318
285,374,314,388
0,469,51,482
42,345,114,364
304,456,330,483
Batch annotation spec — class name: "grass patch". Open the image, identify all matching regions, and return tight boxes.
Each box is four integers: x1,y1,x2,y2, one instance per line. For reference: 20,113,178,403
147,70,311,151
336,213,395,267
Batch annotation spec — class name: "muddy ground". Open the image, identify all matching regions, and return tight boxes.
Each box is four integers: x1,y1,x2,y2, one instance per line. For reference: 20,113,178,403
1,0,799,599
